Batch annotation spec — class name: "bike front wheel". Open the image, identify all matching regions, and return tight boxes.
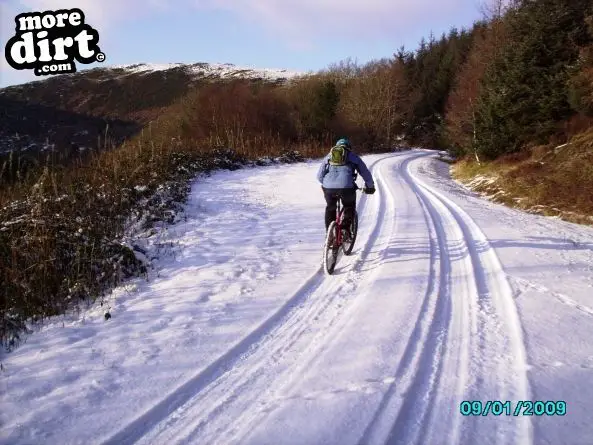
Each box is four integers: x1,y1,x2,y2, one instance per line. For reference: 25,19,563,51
323,221,339,275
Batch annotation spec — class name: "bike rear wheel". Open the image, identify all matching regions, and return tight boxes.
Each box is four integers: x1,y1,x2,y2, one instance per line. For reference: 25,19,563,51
342,210,358,255
323,221,339,275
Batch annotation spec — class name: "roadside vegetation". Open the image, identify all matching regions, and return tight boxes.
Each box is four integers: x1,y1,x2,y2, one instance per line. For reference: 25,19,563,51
453,128,593,224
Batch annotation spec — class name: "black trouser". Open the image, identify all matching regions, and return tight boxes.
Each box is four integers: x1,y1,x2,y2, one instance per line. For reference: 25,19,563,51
323,188,356,230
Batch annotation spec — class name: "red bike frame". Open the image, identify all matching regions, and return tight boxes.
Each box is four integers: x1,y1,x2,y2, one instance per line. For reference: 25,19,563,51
330,184,360,248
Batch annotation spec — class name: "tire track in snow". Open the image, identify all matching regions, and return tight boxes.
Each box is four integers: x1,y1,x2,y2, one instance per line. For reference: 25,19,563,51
215,156,396,444
100,266,326,445
144,156,395,445
163,155,396,445
406,154,532,445
100,155,394,445
355,152,444,445
222,155,402,445
357,152,474,445
357,151,532,445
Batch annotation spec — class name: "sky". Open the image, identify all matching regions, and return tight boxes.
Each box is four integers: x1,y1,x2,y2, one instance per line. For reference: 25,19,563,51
0,0,488,88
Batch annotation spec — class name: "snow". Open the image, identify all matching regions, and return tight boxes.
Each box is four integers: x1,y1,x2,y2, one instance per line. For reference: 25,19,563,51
2,150,593,445
110,62,305,80
465,174,498,188
112,63,186,72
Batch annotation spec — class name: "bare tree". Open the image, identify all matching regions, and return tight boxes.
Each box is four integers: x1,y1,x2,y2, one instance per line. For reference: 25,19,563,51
479,0,512,20
443,19,507,160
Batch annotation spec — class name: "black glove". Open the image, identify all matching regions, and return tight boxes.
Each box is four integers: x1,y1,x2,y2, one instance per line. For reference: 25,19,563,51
364,186,376,194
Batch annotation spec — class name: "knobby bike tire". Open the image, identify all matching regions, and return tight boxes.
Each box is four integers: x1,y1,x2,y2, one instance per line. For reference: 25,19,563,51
323,221,339,275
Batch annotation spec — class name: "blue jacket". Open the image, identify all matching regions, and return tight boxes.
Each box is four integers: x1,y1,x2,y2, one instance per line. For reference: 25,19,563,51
317,150,374,189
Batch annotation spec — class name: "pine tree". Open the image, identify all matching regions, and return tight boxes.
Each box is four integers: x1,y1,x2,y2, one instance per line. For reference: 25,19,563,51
401,27,474,145
567,14,593,116
475,0,593,159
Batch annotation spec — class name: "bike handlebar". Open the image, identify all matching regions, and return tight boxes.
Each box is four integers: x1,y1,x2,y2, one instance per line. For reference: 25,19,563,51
355,184,372,194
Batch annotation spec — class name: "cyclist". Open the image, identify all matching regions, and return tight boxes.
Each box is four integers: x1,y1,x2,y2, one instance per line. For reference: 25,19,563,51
316,138,375,241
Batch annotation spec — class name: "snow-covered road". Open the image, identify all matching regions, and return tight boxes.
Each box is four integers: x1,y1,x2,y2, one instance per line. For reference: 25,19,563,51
2,150,592,445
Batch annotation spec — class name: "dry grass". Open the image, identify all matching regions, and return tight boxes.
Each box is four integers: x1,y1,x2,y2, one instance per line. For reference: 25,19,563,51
0,123,316,350
1,132,197,349
451,127,593,225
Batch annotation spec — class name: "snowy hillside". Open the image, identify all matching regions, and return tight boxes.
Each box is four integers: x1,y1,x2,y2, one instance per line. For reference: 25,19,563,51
0,61,303,159
110,62,304,81
1,150,592,445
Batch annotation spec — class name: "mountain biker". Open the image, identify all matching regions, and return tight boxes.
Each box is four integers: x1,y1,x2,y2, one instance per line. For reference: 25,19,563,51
316,138,375,240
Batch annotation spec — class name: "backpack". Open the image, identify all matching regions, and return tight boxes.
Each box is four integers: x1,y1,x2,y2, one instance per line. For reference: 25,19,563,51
329,145,348,166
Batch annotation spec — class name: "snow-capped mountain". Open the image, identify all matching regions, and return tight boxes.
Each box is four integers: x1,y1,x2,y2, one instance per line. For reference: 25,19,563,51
0,61,305,160
109,62,304,81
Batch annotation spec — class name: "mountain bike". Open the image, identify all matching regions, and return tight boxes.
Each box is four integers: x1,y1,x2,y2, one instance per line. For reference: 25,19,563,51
323,186,369,275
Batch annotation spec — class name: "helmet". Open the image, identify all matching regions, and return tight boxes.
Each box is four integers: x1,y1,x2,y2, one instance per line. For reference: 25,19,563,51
335,138,351,149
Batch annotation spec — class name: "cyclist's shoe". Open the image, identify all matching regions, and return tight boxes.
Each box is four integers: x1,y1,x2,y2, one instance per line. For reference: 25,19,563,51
341,228,351,243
